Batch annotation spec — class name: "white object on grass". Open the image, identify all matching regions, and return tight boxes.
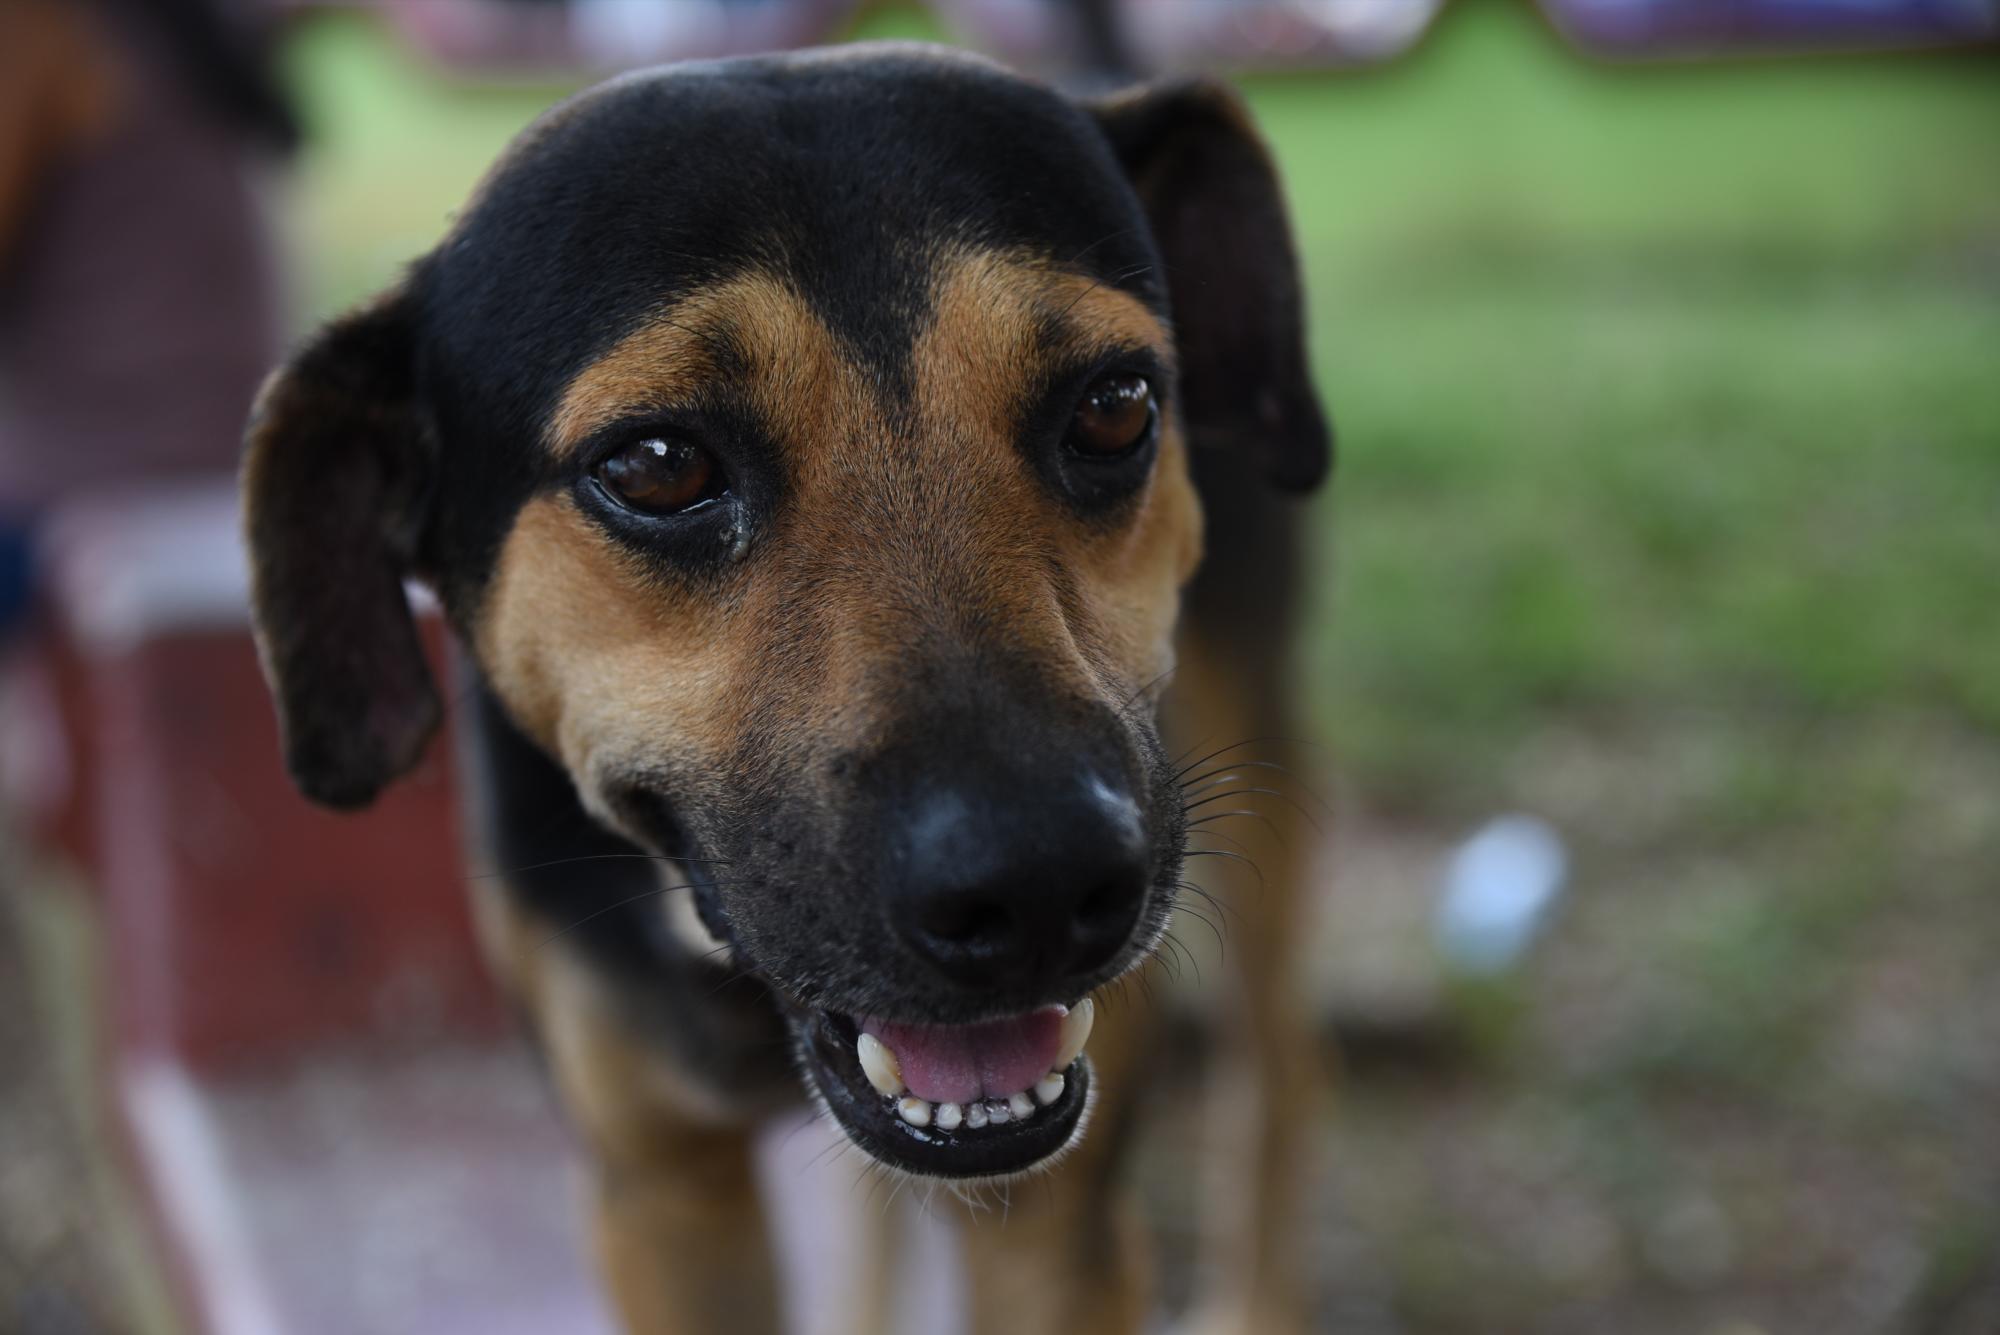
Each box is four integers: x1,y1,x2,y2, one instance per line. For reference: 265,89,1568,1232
1434,814,1569,975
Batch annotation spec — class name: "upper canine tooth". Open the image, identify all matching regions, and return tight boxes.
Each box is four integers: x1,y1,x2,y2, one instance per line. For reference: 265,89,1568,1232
857,1033,903,1098
1053,998,1094,1072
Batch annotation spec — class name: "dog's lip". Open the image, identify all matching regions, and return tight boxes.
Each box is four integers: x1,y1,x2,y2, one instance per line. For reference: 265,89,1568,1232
798,1008,1091,1179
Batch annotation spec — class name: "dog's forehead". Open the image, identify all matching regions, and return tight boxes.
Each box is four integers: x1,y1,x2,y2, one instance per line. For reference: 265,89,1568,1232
422,46,1160,426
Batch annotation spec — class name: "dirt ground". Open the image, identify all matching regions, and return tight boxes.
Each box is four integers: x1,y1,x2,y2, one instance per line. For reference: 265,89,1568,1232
1295,723,2000,1335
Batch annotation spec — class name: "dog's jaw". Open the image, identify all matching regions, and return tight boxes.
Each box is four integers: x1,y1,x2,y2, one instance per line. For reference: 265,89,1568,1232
791,1007,1097,1179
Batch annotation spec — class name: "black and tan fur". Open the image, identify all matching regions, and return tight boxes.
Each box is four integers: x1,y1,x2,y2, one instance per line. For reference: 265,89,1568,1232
243,43,1329,1333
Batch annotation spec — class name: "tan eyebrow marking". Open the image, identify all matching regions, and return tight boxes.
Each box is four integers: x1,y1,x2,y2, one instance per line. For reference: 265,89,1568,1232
914,246,1176,437
546,272,847,456
546,320,717,457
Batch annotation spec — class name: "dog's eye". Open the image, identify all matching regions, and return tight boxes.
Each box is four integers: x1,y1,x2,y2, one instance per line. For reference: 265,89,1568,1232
595,437,719,515
1065,374,1155,457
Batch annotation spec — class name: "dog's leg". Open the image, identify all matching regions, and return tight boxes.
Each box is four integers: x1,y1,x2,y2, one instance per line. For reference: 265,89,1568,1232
475,883,783,1335
587,1125,776,1335
1167,618,1330,1335
947,992,1159,1335
545,955,783,1334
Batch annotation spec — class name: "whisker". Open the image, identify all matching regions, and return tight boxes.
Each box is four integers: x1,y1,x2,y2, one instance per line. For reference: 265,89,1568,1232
797,1128,852,1175
1173,734,1339,779
1184,826,1259,858
1177,759,1335,822
1187,809,1288,845
1181,848,1265,893
1177,773,1249,805
1182,785,1324,835
534,884,687,949
1172,901,1227,961
1176,879,1240,927
1169,735,1249,780
1182,785,1286,813
1116,664,1178,715
1134,968,1158,1009
702,969,764,1000
1178,758,1308,788
1163,929,1203,985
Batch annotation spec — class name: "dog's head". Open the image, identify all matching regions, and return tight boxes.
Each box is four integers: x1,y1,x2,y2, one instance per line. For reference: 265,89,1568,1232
243,45,1324,1178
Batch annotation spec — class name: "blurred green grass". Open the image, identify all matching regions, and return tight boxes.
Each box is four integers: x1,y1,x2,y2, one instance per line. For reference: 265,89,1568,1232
1261,14,2000,811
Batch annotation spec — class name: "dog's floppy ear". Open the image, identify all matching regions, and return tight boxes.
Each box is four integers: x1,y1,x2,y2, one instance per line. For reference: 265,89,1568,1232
240,287,439,810
1089,79,1330,492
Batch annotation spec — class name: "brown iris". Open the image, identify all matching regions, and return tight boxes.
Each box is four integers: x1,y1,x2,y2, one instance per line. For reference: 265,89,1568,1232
1065,373,1155,457
595,437,717,515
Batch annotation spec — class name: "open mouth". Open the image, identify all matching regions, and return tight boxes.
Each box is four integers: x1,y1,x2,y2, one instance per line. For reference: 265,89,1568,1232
800,1000,1096,1178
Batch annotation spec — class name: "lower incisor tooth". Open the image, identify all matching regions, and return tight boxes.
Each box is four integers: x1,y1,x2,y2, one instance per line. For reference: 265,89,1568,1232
1034,1072,1065,1106
965,1102,989,1130
936,1102,963,1131
897,1097,932,1128
1007,1091,1035,1120
986,1099,1011,1125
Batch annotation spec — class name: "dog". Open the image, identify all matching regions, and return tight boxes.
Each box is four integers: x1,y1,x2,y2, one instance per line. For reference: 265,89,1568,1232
241,43,1329,1333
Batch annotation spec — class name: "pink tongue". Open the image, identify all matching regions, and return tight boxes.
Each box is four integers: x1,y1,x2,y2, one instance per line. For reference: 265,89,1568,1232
862,1008,1065,1105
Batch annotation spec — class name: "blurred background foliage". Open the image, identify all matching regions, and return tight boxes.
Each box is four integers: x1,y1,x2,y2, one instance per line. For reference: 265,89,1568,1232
274,8,2000,1328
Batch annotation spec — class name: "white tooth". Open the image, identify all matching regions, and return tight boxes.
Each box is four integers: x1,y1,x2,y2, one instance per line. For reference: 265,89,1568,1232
1034,1072,1065,1106
857,1033,903,1098
935,1102,963,1131
1053,998,1094,1072
986,1099,1012,1125
1007,1091,1035,1120
897,1096,932,1127
965,1102,989,1129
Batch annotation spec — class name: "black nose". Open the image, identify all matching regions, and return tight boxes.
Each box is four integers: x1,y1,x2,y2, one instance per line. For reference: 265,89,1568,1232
885,772,1152,992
